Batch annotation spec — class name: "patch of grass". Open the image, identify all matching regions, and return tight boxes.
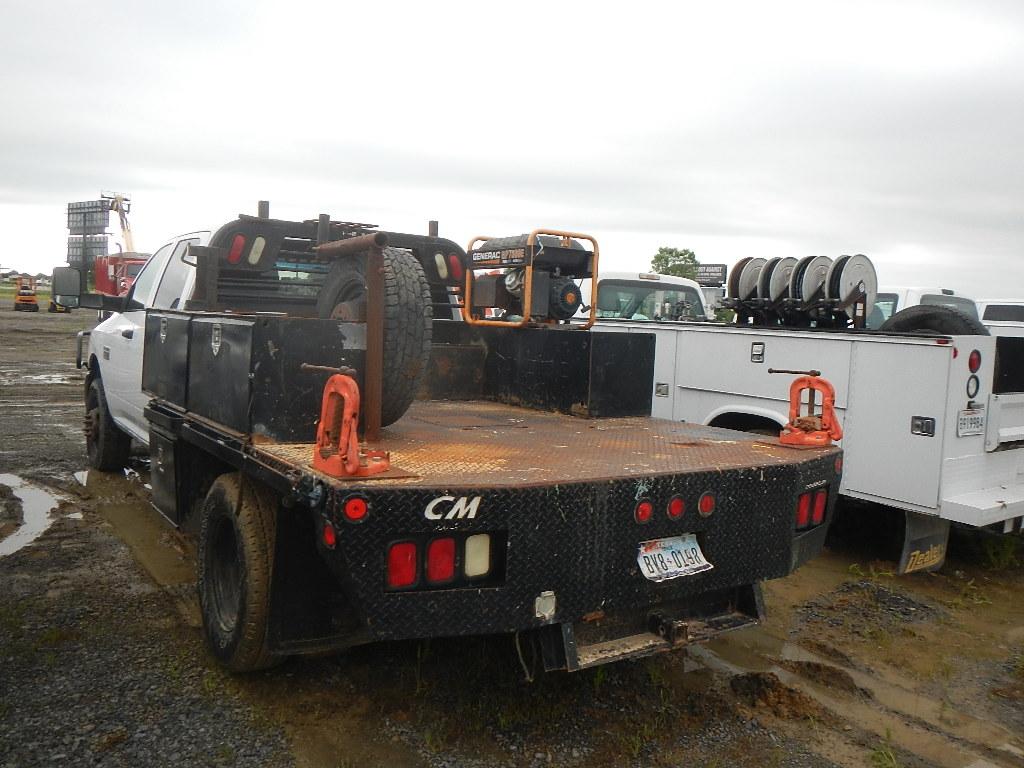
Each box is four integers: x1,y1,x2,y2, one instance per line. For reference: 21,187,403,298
952,578,991,608
213,744,236,765
869,729,901,768
982,536,1021,571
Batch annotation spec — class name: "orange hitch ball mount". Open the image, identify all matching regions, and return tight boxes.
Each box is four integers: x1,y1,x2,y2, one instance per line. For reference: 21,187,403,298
769,368,844,447
303,364,391,479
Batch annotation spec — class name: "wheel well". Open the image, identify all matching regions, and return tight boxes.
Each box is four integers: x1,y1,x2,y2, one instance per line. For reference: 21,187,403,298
85,356,101,388
709,412,782,435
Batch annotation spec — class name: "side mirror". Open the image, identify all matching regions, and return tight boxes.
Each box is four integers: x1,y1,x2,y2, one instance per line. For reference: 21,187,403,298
52,266,83,297
80,293,128,312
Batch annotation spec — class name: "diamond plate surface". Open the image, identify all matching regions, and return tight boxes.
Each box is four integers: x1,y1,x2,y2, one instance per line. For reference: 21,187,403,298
256,400,837,489
251,401,841,643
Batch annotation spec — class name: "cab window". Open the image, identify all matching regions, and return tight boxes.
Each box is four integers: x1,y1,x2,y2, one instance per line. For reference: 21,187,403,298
127,245,173,309
596,280,705,321
153,238,200,309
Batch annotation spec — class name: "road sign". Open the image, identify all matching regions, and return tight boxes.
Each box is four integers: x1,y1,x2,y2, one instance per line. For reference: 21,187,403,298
696,264,728,287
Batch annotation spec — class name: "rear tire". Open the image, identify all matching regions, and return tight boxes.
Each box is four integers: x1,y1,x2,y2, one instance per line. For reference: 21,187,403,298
879,305,989,336
316,247,432,426
85,378,131,471
197,473,280,672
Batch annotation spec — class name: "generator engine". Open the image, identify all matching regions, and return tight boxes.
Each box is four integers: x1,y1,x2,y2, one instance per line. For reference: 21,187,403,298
463,230,598,329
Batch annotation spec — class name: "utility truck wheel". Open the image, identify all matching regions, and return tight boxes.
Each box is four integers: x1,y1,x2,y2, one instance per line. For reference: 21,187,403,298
85,378,131,471
879,305,989,336
316,247,432,426
198,473,280,672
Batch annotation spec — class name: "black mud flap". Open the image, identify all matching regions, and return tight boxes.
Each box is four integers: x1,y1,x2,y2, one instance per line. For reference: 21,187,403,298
899,511,950,574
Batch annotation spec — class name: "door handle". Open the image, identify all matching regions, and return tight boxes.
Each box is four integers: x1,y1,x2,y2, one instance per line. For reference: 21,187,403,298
121,328,134,339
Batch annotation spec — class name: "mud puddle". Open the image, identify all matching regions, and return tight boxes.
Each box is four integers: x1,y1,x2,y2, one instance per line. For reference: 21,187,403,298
691,552,1024,768
0,473,63,557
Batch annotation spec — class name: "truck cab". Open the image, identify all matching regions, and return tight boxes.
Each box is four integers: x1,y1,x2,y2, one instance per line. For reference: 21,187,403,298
85,232,208,444
577,271,712,322
867,286,980,329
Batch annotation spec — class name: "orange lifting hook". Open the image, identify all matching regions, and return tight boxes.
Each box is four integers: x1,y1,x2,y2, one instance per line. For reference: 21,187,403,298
311,372,391,478
771,368,843,447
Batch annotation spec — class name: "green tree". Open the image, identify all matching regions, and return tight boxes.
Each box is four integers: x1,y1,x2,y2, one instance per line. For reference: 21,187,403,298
650,247,698,280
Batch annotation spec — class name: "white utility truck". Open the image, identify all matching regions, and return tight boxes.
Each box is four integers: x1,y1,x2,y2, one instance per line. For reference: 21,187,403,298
583,259,1024,573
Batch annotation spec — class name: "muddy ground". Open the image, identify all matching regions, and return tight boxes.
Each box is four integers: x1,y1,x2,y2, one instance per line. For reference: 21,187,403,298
1,308,1022,768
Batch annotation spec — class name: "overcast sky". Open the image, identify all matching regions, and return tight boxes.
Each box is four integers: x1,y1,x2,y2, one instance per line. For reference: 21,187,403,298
1,1,1023,297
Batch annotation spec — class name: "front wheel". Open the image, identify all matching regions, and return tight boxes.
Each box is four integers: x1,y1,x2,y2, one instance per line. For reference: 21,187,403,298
197,473,280,672
85,378,131,471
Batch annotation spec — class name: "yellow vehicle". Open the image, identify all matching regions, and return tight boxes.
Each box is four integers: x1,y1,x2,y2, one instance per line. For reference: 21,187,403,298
13,277,40,312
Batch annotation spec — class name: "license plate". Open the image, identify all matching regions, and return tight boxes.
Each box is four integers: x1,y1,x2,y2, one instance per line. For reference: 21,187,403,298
957,409,984,437
637,534,713,582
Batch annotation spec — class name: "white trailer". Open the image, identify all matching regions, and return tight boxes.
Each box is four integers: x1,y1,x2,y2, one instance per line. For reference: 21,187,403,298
587,272,1024,573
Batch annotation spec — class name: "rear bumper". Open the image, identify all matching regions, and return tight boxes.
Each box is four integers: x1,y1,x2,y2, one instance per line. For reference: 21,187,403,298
310,453,840,646
942,483,1024,526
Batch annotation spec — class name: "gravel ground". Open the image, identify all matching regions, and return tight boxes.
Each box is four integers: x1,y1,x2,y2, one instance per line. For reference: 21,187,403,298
2,310,1023,768
0,499,292,768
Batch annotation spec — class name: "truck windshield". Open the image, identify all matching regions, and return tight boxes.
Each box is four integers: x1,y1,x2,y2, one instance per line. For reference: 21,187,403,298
596,280,704,321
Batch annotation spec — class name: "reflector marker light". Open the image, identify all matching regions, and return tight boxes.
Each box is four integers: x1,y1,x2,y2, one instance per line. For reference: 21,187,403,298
968,349,982,373
796,493,812,529
322,521,337,549
812,490,828,526
247,236,266,265
434,252,449,279
448,254,464,282
387,542,418,588
667,496,685,519
227,234,245,264
698,493,715,517
342,496,368,523
426,538,456,583
635,500,653,524
464,534,491,578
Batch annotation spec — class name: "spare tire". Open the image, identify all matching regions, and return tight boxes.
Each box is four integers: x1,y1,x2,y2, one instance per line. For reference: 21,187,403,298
879,304,989,336
316,247,432,426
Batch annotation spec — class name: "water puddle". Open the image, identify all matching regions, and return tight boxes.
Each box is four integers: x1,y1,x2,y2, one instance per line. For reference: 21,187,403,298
695,627,1024,768
0,474,60,557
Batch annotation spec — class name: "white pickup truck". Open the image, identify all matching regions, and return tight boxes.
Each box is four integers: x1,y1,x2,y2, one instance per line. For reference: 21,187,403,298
585,271,1024,573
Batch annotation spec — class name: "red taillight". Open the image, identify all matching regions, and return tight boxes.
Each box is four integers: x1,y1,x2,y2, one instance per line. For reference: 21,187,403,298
812,490,828,525
322,521,337,549
698,493,715,517
796,493,812,529
426,538,456,583
448,254,464,282
835,456,843,474
387,542,418,588
667,496,685,519
968,349,982,373
343,496,367,523
227,234,245,264
635,500,653,524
